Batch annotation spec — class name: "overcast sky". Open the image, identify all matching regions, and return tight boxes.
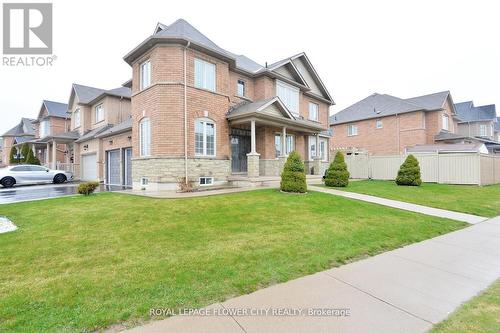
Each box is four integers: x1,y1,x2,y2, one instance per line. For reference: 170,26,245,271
1,0,499,134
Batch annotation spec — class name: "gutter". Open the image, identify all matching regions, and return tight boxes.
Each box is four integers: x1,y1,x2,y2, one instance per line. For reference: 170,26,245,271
184,41,191,184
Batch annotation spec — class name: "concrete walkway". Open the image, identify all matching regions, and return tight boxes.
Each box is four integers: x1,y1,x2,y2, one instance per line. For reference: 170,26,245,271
309,185,487,224
124,216,500,333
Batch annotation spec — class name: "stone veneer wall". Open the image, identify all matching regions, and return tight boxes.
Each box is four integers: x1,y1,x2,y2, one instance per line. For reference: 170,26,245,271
259,158,287,176
132,157,230,190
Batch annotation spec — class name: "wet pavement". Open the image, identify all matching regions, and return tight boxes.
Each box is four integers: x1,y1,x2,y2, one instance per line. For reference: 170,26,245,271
0,183,128,205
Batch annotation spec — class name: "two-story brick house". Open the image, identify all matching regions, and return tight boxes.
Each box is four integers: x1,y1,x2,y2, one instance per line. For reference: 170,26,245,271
1,118,36,165
329,91,461,155
123,19,334,190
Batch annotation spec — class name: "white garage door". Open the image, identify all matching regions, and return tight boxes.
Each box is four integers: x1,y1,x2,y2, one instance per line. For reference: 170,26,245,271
81,154,97,181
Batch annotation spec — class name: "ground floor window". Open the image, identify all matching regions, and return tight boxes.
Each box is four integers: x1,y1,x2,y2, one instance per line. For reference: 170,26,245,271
309,136,328,161
195,119,216,156
275,134,295,157
199,177,214,186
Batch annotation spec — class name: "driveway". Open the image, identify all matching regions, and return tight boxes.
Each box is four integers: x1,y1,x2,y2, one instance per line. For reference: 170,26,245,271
0,183,127,204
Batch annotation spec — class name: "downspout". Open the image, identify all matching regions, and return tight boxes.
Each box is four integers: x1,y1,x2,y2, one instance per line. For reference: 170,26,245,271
184,41,191,184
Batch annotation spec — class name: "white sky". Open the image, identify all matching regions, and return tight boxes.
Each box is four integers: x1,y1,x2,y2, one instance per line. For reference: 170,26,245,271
1,0,499,134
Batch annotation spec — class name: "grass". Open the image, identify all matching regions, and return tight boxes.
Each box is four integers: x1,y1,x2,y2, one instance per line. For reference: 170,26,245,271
431,279,500,333
0,190,465,332
331,180,500,217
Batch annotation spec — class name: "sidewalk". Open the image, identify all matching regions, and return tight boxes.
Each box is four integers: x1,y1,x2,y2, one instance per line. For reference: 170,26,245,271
123,215,500,333
309,185,487,224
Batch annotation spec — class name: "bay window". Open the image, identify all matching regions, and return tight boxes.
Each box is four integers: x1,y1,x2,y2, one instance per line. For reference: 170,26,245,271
195,58,216,91
139,117,151,156
195,119,216,156
276,80,299,116
39,120,50,138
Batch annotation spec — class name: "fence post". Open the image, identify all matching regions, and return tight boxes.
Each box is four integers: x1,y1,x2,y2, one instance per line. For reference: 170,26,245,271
436,152,440,184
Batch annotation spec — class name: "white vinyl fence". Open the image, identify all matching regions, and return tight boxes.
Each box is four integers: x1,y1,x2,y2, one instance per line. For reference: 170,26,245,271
344,152,500,185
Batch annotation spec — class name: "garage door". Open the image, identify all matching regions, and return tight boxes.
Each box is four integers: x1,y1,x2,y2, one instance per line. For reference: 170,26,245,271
81,154,97,181
107,150,121,185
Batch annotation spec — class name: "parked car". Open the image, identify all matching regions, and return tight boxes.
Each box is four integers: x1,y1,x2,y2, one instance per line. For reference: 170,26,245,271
0,165,73,188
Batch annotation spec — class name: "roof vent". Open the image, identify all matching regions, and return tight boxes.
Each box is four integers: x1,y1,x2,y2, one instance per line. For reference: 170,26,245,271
374,107,381,114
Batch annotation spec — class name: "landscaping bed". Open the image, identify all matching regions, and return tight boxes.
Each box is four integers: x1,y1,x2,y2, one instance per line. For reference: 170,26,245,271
0,190,464,332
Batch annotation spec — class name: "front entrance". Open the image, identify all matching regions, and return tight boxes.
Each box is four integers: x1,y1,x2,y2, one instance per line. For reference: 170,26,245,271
231,131,251,173
107,150,121,185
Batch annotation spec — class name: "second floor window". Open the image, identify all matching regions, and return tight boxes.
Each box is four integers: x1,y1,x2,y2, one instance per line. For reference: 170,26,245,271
95,104,104,123
376,119,383,129
195,119,216,156
139,118,151,156
480,124,488,137
347,124,358,136
276,80,299,116
140,60,151,90
308,102,319,121
74,109,81,128
237,80,246,96
39,120,49,137
442,114,449,131
195,58,216,91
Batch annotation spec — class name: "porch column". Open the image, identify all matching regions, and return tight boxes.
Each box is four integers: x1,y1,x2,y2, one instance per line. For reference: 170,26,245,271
51,140,57,169
45,143,50,166
247,120,260,178
281,127,287,156
312,134,321,175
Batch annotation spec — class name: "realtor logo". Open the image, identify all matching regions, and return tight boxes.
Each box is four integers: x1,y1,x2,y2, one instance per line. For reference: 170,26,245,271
3,3,52,54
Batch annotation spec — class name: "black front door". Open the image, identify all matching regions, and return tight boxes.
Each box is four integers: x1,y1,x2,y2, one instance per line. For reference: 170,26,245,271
231,135,251,173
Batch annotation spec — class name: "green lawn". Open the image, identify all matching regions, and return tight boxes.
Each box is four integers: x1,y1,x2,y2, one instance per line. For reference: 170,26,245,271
333,180,500,217
0,190,464,332
431,279,500,333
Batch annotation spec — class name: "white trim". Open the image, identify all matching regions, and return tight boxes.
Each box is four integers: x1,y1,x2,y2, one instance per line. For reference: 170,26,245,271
139,117,151,157
308,102,319,121
257,97,296,120
140,60,151,90
199,176,214,186
375,118,383,129
194,58,216,92
289,52,334,103
276,80,300,116
347,124,358,136
95,104,104,123
195,118,216,157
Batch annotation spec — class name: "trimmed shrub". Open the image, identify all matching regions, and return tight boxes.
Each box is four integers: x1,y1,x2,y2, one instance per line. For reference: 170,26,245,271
77,182,100,195
280,151,307,193
324,152,350,187
396,154,422,186
20,144,30,163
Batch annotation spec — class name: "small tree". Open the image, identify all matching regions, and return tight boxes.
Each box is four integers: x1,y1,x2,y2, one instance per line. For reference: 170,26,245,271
396,154,422,186
324,151,350,187
25,147,41,165
20,144,30,163
280,151,307,193
9,147,20,164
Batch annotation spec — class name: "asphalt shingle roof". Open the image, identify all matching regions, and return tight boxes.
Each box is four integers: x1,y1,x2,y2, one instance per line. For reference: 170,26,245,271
96,118,132,138
75,125,113,143
43,100,69,118
454,101,497,122
495,117,500,133
73,84,131,105
2,118,36,136
330,91,450,125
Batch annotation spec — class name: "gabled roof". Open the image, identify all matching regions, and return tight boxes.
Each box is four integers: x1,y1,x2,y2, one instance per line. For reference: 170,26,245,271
70,83,131,107
124,19,334,104
2,118,36,136
38,100,69,119
454,101,497,122
330,91,451,125
227,97,296,120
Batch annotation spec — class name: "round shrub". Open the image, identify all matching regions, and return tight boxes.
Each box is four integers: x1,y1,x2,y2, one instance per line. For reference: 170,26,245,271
324,151,350,187
280,151,307,193
396,154,422,186
78,182,100,195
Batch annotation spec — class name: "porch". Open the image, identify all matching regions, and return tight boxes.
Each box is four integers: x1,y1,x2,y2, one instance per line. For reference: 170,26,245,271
227,97,330,179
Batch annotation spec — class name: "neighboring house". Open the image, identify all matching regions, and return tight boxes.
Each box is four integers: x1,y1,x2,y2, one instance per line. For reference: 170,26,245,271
454,101,497,140
67,83,132,183
1,118,36,164
329,91,458,155
495,117,500,141
0,137,3,166
432,101,500,154
123,19,334,190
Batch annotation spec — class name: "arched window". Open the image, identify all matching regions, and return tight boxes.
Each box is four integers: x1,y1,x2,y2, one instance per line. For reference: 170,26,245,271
139,118,151,156
195,118,216,156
